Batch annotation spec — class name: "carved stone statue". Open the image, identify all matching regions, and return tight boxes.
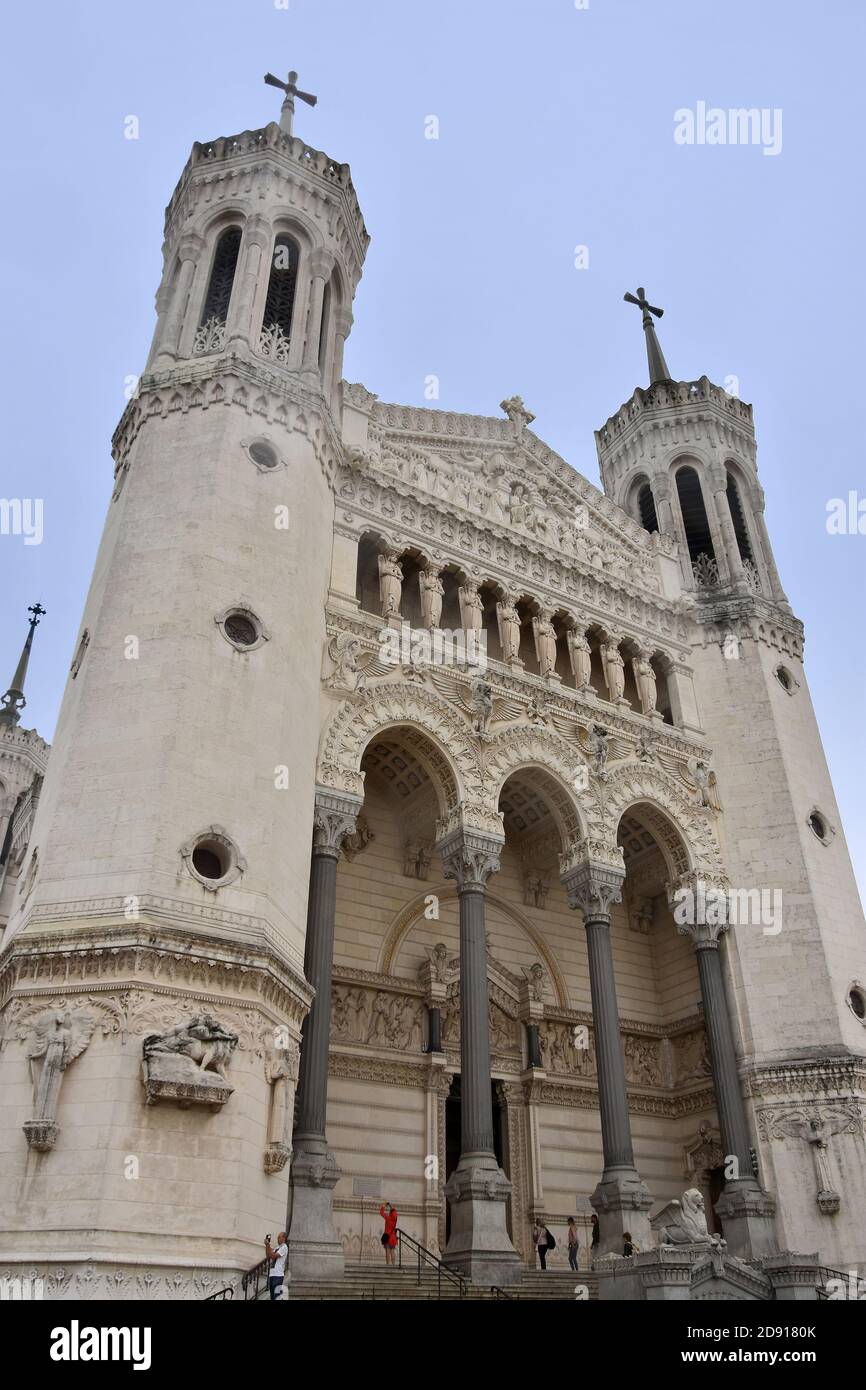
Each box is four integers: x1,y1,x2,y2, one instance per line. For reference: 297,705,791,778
533,609,558,678
523,874,549,909
634,651,658,714
602,639,626,702
428,942,449,983
590,724,609,775
22,1006,98,1151
629,895,654,935
342,815,374,860
142,1013,238,1108
652,1188,718,1247
689,758,722,811
263,1038,299,1174
496,594,522,663
404,839,433,879
325,631,365,691
637,726,657,762
419,564,444,629
458,580,483,633
567,627,592,691
523,961,546,1001
378,550,403,619
471,680,494,738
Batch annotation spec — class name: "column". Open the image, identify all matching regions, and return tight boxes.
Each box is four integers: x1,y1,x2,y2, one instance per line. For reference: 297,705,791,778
561,846,653,1255
671,874,777,1259
329,307,354,406
437,825,520,1285
650,477,677,539
288,787,362,1280
302,250,334,373
752,487,790,607
226,216,270,354
709,465,747,589
153,232,204,367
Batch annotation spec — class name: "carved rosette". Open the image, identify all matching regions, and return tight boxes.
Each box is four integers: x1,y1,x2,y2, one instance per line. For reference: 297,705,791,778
312,788,363,860
436,826,503,890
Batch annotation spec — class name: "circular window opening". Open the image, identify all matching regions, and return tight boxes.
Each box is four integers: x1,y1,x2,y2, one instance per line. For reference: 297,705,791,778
192,843,226,880
224,613,258,646
808,812,828,841
849,987,866,1021
774,666,794,692
249,440,279,470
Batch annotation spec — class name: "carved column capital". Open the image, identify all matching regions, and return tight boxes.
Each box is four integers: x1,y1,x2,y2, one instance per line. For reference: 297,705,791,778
312,787,363,859
436,826,503,890
559,840,626,919
666,870,732,949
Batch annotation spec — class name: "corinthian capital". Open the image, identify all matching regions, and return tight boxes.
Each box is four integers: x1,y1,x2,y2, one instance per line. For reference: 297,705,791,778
559,839,625,919
666,870,731,949
436,825,503,889
312,787,363,859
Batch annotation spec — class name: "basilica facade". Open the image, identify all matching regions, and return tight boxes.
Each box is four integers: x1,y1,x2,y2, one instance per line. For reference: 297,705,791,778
0,86,864,1299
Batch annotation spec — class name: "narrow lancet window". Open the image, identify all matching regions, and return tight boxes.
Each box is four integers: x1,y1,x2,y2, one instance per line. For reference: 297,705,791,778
259,235,300,364
194,227,242,353
637,482,659,533
675,466,718,587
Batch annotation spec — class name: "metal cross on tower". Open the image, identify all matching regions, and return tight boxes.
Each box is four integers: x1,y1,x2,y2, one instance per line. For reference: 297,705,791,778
0,602,46,726
264,69,318,137
624,286,672,385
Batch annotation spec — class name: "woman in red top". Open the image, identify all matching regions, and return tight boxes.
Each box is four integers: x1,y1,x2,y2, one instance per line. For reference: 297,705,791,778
380,1202,398,1265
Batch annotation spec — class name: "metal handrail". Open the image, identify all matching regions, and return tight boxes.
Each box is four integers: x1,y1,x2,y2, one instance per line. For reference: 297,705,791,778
204,1286,234,1300
241,1257,271,1301
395,1227,467,1298
490,1285,517,1299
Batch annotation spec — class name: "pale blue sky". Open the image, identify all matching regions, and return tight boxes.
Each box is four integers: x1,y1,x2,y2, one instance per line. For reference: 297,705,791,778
0,0,863,902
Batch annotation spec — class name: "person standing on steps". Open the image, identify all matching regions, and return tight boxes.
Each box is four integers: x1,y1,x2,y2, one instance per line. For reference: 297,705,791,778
567,1217,580,1271
533,1218,553,1270
590,1213,599,1269
264,1231,288,1300
380,1201,399,1266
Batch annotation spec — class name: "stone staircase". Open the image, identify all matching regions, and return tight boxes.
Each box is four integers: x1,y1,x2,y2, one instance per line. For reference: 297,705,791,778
288,1262,598,1301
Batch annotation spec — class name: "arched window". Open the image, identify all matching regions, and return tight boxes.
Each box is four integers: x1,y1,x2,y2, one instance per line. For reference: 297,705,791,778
259,235,300,363
726,473,754,563
675,466,717,583
637,482,659,533
195,227,242,351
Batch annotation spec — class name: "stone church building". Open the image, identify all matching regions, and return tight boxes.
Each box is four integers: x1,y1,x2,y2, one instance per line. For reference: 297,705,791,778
1,80,864,1300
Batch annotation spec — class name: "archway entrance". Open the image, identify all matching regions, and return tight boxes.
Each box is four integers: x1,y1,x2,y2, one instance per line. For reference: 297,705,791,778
444,1074,510,1244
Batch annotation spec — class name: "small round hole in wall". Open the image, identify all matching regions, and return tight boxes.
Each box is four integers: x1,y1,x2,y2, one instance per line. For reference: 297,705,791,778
774,665,795,693
192,842,226,880
849,986,866,1021
808,811,829,842
182,826,246,891
249,440,279,470
224,612,258,647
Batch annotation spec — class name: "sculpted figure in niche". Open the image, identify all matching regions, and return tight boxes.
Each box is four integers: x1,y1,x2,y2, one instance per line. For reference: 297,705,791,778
534,609,558,678
471,680,493,739
637,726,657,762
378,550,403,619
590,724,609,775
419,565,444,629
634,651,658,714
567,627,592,691
325,632,365,692
459,580,484,634
602,639,626,702
427,942,449,983
497,594,522,663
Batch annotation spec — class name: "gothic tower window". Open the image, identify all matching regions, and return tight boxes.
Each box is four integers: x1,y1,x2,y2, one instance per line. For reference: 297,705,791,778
259,235,300,364
194,226,242,353
318,278,332,373
725,473,754,563
675,465,717,584
637,482,659,534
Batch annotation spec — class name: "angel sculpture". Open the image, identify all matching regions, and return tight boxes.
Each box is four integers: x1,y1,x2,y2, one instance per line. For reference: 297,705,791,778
22,1006,98,1150
590,725,609,775
688,757,723,811
324,631,396,691
471,680,494,739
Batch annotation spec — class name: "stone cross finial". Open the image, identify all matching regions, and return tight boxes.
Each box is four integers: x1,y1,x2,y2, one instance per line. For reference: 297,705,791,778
264,69,318,137
624,287,672,385
500,395,535,429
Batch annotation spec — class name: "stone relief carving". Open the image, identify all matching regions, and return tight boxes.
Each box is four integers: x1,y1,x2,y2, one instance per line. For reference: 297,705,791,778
523,873,549,909
331,984,424,1052
263,1038,300,1174
624,1034,662,1087
756,1104,863,1216
20,1006,99,1151
141,1013,238,1109
538,1020,596,1077
673,1030,712,1085
403,839,433,879
342,814,374,861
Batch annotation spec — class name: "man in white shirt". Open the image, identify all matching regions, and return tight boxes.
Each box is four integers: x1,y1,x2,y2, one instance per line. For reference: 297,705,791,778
264,1231,289,1300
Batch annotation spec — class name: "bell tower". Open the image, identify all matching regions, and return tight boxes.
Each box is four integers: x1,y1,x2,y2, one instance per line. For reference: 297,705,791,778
0,77,370,1296
597,295,866,1268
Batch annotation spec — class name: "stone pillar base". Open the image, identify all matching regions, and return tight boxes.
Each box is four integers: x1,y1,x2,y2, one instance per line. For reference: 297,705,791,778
443,1157,521,1286
714,1179,777,1260
287,1146,345,1281
592,1168,654,1257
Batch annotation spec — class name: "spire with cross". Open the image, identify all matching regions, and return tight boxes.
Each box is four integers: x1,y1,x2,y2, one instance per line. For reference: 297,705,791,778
264,69,317,137
624,287,672,385
0,603,46,727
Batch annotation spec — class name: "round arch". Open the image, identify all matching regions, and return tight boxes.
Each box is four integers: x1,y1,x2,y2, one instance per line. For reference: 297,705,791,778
603,762,726,878
484,726,603,844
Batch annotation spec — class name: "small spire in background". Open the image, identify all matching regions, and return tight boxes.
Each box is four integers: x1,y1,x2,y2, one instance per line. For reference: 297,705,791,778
0,603,46,727
624,287,672,385
264,69,318,137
